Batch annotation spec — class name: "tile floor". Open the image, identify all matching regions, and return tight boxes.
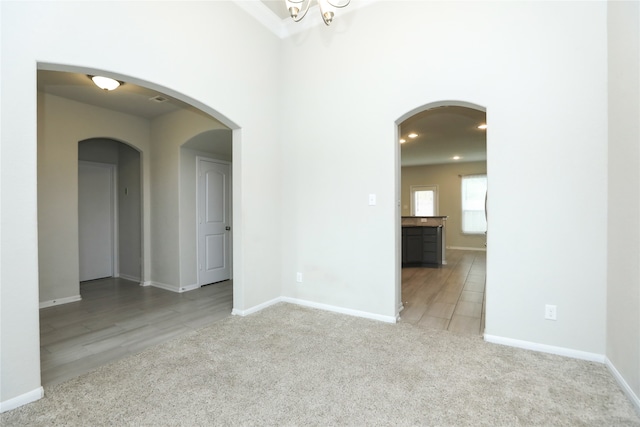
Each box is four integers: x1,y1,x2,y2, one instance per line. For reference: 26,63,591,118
400,249,486,335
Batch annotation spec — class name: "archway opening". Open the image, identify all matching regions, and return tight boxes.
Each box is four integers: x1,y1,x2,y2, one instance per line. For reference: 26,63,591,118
36,64,239,386
396,101,488,335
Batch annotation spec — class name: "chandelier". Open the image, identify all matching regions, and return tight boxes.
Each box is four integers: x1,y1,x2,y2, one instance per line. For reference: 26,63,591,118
285,0,351,26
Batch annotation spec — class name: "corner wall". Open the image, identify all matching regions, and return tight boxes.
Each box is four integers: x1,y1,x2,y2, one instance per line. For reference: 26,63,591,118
37,93,151,304
607,0,640,406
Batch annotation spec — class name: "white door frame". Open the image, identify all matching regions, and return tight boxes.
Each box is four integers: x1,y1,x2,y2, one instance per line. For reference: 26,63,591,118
78,160,119,280
196,156,232,286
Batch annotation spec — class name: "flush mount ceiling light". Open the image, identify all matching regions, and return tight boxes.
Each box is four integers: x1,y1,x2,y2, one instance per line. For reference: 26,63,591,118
477,124,488,130
408,133,419,139
285,0,350,26
89,75,121,91
399,138,406,144
452,156,461,160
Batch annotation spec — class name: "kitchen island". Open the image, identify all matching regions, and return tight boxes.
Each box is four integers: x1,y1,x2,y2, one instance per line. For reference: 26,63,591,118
401,216,448,267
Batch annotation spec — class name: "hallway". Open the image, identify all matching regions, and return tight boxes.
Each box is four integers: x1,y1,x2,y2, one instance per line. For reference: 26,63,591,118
39,278,232,386
400,249,486,335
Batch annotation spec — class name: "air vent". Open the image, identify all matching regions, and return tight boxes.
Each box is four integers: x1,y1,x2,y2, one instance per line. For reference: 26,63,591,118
149,95,168,103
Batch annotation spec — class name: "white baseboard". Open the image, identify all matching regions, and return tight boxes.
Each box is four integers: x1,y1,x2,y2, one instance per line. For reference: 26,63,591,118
180,283,200,292
148,281,199,293
118,273,141,283
141,280,152,287
232,297,282,316
233,296,397,324
39,295,81,309
483,334,605,363
605,357,640,415
447,246,487,252
0,387,43,413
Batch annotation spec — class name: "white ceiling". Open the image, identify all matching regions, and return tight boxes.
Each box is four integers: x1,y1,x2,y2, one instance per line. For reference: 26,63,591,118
260,0,294,19
400,106,487,167
37,70,195,120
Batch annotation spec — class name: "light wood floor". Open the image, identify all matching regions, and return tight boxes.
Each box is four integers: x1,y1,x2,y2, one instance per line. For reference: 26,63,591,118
40,252,485,386
400,249,486,335
39,278,233,386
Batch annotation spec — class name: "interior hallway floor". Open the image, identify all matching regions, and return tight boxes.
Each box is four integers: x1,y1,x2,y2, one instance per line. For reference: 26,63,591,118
39,278,233,387
39,251,485,388
400,249,486,335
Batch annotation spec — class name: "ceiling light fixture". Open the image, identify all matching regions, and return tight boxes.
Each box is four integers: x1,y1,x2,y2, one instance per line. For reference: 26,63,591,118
399,138,406,144
477,124,487,130
285,0,350,26
453,156,461,160
90,75,121,91
408,133,418,139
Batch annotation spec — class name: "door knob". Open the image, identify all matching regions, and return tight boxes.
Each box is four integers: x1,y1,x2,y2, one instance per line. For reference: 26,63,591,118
225,226,231,231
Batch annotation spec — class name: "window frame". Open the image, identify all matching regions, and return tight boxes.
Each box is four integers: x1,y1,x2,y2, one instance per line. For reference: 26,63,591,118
460,174,487,235
410,185,439,217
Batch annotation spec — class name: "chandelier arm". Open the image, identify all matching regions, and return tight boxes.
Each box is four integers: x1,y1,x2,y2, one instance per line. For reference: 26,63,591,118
291,0,312,22
326,0,350,8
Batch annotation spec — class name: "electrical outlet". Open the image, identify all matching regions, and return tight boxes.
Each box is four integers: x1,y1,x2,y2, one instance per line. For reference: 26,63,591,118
296,272,302,283
545,304,557,321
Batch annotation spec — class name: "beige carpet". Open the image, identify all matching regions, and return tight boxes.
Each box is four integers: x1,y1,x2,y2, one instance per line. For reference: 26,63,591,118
2,303,639,426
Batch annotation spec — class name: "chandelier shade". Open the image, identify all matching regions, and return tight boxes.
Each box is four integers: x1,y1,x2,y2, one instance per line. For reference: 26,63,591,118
285,0,351,26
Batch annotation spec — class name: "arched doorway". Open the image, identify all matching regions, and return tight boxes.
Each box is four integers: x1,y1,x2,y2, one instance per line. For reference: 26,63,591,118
396,101,488,335
36,65,239,386
78,138,142,284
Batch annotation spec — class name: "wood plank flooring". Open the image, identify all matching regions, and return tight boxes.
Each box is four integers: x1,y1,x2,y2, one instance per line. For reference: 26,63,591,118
39,278,233,386
40,251,485,387
400,249,486,335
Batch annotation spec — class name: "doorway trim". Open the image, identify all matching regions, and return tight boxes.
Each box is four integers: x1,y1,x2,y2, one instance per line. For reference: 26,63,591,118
196,156,233,287
394,100,488,319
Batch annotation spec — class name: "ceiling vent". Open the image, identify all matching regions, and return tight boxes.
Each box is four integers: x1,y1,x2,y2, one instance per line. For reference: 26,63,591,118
149,95,168,103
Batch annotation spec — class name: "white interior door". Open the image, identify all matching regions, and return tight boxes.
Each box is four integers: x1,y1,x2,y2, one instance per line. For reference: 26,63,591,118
78,161,115,282
198,159,231,285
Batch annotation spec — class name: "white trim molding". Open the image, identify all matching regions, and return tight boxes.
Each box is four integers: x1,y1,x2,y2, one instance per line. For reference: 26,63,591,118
233,297,397,324
39,295,81,309
484,334,605,363
232,297,282,317
118,273,141,283
605,357,640,414
0,387,44,413
447,246,487,252
149,281,199,293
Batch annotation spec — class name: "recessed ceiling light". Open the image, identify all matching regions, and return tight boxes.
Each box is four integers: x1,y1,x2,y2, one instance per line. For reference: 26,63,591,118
408,133,418,139
399,138,406,144
453,156,461,160
477,124,487,130
90,75,121,91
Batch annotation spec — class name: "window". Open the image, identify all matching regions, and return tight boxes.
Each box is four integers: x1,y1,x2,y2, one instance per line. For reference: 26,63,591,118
410,185,438,216
461,174,487,234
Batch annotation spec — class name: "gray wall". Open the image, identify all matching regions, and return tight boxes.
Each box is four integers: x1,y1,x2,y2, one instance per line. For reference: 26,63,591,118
37,94,151,304
118,144,142,281
149,110,228,290
78,138,142,281
179,129,233,288
401,161,487,250
607,0,640,402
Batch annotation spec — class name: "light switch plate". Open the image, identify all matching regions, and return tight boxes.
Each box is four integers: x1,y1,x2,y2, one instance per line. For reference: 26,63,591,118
368,194,376,206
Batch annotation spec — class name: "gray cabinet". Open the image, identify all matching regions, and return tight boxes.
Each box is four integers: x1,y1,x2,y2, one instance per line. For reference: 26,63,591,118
402,226,442,267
